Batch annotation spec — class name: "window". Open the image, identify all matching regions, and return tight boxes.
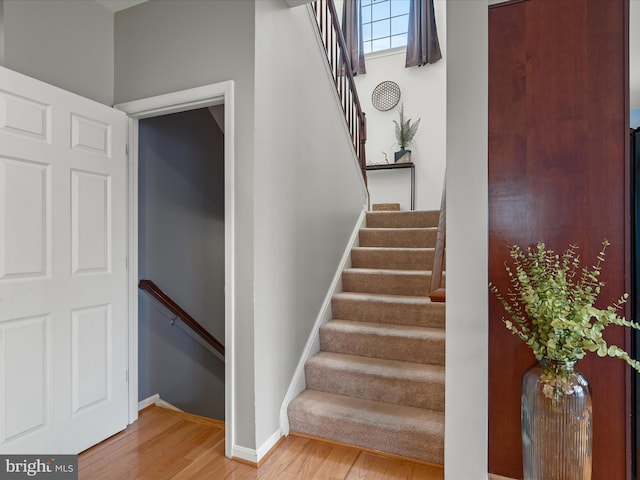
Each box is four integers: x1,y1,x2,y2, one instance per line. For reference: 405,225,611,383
361,0,410,54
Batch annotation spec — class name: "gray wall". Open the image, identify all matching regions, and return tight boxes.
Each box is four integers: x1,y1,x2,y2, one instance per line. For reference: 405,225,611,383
117,0,368,454
2,0,113,105
115,0,258,448
445,1,489,478
0,0,5,66
252,0,367,446
138,108,225,419
0,0,374,453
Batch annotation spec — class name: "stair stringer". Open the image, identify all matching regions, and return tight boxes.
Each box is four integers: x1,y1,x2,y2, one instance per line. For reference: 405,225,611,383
279,207,367,435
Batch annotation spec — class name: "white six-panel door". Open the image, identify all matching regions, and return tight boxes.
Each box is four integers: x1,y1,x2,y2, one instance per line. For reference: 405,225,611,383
0,66,128,453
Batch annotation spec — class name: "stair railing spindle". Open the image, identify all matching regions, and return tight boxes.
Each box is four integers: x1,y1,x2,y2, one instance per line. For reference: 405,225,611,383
310,0,367,182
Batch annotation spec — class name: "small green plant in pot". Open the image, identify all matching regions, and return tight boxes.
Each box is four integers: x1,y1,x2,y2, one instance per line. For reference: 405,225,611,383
393,104,420,163
489,240,640,480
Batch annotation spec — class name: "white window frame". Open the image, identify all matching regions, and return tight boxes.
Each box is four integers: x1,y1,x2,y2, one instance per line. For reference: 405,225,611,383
361,0,410,55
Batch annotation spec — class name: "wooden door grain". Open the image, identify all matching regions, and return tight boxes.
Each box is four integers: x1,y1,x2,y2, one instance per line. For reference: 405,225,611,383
488,0,630,478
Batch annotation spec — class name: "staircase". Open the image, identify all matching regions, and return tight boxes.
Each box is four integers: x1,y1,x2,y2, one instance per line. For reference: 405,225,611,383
287,209,445,464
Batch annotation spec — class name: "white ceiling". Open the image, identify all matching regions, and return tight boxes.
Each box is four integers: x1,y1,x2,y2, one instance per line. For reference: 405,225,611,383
95,0,148,13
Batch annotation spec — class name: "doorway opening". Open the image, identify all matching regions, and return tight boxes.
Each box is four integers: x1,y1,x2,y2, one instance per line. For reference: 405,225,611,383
137,107,225,419
117,81,236,458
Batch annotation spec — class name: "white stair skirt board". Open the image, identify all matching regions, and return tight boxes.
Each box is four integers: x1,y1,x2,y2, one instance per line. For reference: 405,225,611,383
138,394,183,413
279,207,367,435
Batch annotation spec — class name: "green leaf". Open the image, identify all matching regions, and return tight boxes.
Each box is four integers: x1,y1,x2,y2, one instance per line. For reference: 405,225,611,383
489,240,640,373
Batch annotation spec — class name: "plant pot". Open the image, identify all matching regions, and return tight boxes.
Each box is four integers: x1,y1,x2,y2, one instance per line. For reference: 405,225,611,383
394,149,411,163
521,360,592,480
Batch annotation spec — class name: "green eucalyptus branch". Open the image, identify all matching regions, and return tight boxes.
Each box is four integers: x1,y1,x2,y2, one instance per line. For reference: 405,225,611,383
489,240,640,372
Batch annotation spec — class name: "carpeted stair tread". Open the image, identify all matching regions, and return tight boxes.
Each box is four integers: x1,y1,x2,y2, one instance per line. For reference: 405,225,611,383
366,210,440,229
320,320,445,365
359,228,437,248
331,292,445,328
287,390,444,464
342,268,438,297
287,209,446,461
351,247,434,270
305,351,445,411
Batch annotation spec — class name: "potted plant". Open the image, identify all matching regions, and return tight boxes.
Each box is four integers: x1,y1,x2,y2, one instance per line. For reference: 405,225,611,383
393,104,420,163
489,240,640,480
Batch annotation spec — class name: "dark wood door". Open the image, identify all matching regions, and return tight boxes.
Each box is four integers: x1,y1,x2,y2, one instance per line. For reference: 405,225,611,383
488,0,630,478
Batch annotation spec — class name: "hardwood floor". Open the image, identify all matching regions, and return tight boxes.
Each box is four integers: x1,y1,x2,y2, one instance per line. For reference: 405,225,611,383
79,406,444,479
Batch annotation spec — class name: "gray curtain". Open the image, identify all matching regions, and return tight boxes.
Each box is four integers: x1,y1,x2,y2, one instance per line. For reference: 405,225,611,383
405,0,442,68
341,0,366,75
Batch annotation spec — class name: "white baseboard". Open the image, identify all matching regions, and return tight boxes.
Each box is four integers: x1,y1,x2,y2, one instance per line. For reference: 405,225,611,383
231,428,283,465
138,394,160,411
138,393,183,412
278,207,367,435
256,429,283,460
232,444,258,464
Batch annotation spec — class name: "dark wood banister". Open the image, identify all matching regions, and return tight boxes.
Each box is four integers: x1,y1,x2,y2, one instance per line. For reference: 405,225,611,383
430,176,446,302
139,279,225,357
311,0,367,182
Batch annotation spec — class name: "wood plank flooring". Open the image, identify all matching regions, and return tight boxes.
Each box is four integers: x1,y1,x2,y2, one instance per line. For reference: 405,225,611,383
78,406,444,479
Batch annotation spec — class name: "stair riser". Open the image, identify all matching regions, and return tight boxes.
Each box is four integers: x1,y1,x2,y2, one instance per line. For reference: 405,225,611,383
287,402,444,464
319,326,445,365
305,362,445,411
342,270,430,296
366,211,440,229
372,203,400,211
359,229,437,248
351,248,434,270
331,296,445,328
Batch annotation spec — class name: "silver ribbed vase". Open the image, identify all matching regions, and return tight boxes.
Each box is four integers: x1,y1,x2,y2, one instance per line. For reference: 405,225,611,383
521,360,592,480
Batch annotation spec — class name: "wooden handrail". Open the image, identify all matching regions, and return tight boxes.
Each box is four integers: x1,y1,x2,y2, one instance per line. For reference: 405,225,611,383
311,0,367,182
139,279,225,357
430,176,446,302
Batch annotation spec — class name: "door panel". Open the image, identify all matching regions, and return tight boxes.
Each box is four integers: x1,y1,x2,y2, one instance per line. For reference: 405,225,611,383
71,114,112,158
71,304,111,414
71,170,111,274
0,157,50,279
0,66,128,454
1,315,49,442
0,89,51,143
